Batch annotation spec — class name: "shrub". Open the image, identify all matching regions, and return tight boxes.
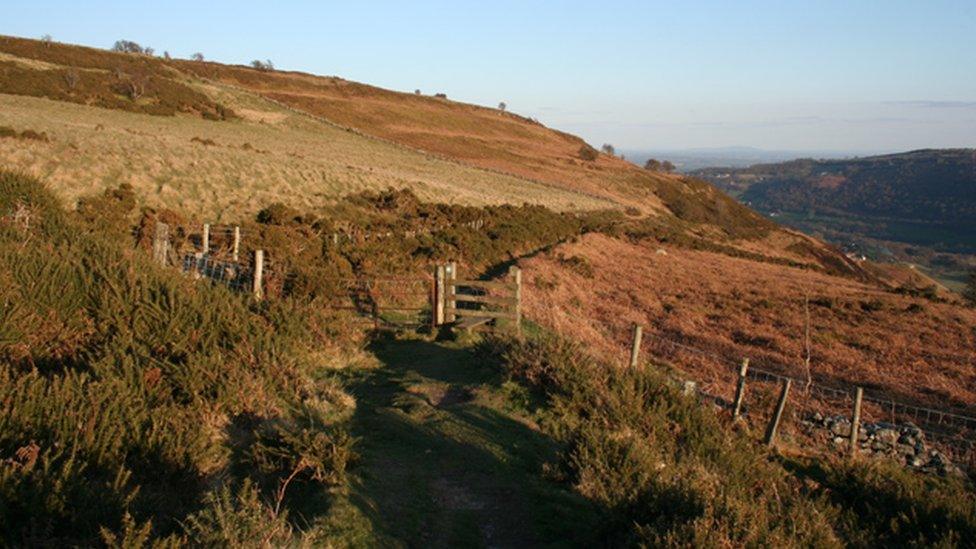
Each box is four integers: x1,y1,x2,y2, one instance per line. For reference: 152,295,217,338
480,333,839,546
0,171,355,545
0,125,49,142
257,202,302,225
600,143,615,156
481,333,976,545
577,145,598,162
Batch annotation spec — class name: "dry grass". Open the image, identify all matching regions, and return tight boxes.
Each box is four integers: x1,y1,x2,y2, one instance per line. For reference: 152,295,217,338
176,61,677,212
0,93,613,221
521,233,976,412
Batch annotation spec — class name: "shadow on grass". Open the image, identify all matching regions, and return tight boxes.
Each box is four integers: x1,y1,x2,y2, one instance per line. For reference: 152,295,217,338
335,334,602,547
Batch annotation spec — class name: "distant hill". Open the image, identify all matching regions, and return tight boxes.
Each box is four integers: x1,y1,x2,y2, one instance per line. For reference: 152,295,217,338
693,149,976,286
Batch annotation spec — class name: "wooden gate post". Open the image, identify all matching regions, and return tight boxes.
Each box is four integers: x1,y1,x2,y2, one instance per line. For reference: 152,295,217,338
153,222,169,266
202,223,210,255
509,265,522,334
434,264,446,326
445,262,457,323
732,358,750,419
252,249,264,299
764,378,792,447
850,387,864,458
232,226,241,262
629,324,643,368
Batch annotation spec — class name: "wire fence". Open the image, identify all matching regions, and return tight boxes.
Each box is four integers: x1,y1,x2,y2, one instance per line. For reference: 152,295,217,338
636,329,976,469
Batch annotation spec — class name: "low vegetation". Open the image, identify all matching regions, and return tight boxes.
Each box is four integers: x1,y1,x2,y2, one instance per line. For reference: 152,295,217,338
480,332,976,546
0,171,355,545
0,125,48,142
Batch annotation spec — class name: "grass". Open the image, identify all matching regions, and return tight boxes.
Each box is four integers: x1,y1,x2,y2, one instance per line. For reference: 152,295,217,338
0,92,612,222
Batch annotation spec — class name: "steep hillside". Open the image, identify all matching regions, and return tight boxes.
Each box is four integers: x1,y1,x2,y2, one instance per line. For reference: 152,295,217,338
0,36,761,225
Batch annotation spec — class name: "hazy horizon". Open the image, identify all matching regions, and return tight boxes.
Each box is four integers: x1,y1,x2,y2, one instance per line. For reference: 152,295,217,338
4,0,974,151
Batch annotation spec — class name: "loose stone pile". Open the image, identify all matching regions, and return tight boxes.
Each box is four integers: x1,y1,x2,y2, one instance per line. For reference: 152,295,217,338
803,413,967,477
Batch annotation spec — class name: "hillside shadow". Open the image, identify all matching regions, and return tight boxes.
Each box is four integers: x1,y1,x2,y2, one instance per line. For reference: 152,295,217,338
337,334,602,547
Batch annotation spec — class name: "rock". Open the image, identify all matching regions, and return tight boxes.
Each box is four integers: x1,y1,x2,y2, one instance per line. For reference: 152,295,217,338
830,420,851,437
895,444,916,455
909,456,924,468
875,428,900,445
833,437,846,445
812,412,824,423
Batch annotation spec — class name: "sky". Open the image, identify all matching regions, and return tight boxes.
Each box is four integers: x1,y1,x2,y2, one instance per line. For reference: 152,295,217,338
3,0,975,152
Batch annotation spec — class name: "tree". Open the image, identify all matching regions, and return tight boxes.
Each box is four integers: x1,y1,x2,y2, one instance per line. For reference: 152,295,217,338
250,59,274,71
601,143,615,156
498,102,507,112
414,89,421,95
644,158,662,171
191,52,205,62
41,34,53,46
965,269,976,306
163,51,171,60
662,160,676,173
111,40,148,54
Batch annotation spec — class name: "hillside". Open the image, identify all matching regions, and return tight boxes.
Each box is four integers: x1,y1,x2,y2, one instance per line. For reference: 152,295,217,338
3,171,975,546
3,34,976,546
0,33,835,271
694,149,976,287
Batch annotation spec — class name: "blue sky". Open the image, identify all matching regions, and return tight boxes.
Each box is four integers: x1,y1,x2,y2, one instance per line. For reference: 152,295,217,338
4,0,975,151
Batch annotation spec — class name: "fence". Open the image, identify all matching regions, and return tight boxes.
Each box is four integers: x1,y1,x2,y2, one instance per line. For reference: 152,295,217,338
154,222,267,298
154,222,525,332
626,326,976,470
432,262,522,333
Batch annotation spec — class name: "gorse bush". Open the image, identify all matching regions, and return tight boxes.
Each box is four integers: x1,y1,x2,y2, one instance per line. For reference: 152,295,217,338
480,332,976,547
0,171,354,545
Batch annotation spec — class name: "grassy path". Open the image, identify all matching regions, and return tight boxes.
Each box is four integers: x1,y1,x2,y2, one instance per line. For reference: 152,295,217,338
336,335,599,547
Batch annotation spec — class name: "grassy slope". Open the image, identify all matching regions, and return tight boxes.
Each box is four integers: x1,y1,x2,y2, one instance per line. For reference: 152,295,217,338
3,171,975,546
0,34,883,278
520,233,976,412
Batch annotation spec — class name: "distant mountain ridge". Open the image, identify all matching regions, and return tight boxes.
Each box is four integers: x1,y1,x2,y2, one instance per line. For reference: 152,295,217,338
699,149,976,228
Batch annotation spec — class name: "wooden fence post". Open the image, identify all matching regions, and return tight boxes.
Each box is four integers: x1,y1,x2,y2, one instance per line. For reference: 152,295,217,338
232,226,240,262
153,222,169,266
510,265,522,334
434,264,446,327
446,262,457,323
202,223,210,255
850,387,864,458
252,249,264,299
629,324,643,368
764,378,792,446
732,358,750,419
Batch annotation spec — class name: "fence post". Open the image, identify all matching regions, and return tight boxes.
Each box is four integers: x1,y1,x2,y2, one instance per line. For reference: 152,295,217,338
732,358,750,419
629,324,643,368
764,378,792,447
445,262,457,323
434,264,446,327
202,223,210,255
252,249,264,299
153,222,169,266
850,387,864,458
232,226,240,262
510,265,522,334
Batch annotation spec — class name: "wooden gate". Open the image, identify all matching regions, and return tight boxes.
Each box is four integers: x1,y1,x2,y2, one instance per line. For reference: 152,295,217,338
432,262,522,332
